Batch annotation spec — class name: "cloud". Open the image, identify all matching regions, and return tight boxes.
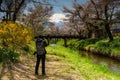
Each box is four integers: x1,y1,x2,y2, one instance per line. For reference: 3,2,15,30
49,13,67,23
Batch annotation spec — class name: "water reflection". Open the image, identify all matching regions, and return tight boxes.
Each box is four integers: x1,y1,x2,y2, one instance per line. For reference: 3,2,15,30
80,51,120,74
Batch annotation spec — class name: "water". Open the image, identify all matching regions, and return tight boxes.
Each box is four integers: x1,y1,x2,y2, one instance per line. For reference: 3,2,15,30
80,51,120,74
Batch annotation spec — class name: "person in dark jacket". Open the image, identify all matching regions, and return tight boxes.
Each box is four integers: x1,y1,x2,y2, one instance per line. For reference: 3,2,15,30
34,38,47,75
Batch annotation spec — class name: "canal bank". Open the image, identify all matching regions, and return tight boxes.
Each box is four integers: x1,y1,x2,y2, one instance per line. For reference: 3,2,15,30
65,37,120,61
83,47,120,61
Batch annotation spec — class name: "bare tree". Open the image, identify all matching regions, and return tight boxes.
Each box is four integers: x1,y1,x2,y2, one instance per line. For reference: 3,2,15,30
89,0,120,41
0,0,27,21
63,2,94,38
24,4,53,36
0,0,52,22
63,0,120,41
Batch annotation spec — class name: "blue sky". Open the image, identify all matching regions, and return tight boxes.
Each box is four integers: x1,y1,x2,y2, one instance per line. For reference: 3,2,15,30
50,0,87,13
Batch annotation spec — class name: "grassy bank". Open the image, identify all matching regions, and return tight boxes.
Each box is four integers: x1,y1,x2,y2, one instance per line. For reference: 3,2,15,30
62,37,120,60
46,45,120,80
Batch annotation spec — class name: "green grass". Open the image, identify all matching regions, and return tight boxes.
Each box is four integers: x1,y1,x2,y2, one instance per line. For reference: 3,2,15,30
46,45,120,80
65,37,120,57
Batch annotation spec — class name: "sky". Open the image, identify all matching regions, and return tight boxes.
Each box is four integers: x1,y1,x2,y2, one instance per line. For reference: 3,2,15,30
0,0,87,22
49,0,87,24
51,0,86,13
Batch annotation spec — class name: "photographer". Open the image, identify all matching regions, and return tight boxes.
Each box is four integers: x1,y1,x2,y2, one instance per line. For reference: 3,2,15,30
34,38,47,75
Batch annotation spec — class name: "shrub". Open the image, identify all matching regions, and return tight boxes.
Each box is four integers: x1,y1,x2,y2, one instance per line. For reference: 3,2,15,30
75,38,100,49
67,39,78,48
0,21,33,50
0,21,33,63
22,45,30,52
96,41,109,47
57,39,64,46
0,48,19,63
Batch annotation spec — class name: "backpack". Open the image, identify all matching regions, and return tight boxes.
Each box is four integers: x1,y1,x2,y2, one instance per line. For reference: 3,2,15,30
36,40,46,55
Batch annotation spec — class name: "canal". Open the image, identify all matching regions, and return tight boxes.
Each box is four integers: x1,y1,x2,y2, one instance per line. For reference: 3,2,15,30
80,51,120,74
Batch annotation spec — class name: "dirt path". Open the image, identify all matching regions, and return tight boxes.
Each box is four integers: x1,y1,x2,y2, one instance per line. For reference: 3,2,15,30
0,54,82,80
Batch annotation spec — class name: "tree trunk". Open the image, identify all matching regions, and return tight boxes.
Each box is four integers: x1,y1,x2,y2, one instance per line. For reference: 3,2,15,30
13,14,17,22
13,0,25,22
88,30,92,38
105,23,113,41
64,38,67,47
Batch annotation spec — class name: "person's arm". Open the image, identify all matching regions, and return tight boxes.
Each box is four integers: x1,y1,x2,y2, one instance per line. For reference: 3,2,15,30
44,40,48,47
33,41,37,55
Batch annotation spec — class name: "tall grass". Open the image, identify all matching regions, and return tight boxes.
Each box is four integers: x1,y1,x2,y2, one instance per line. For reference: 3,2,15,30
46,45,120,80
65,37,120,57
86,37,120,56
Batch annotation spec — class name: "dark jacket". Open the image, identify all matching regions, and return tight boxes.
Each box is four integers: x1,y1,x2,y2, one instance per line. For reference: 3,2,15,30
36,39,47,55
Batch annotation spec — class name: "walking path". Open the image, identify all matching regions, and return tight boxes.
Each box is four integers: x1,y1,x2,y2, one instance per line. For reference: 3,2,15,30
0,54,82,80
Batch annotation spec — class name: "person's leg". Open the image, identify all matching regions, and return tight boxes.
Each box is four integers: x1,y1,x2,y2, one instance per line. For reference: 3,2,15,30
35,55,41,75
42,54,46,75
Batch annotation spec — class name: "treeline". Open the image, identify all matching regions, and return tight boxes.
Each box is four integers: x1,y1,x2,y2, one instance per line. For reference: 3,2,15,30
62,0,120,41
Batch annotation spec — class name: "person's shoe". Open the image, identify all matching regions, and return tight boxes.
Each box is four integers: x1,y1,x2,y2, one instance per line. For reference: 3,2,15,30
42,73,46,76
35,72,38,75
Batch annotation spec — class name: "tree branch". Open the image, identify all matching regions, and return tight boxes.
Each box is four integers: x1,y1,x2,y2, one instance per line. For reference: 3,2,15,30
90,0,100,19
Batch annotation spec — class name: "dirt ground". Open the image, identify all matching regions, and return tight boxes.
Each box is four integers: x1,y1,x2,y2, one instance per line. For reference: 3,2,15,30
0,54,82,80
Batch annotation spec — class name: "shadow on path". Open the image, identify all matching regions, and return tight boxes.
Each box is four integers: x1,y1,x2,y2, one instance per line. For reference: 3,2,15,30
0,54,82,80
0,61,36,80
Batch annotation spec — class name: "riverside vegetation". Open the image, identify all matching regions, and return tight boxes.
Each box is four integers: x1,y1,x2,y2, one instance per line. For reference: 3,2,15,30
0,40,120,79
59,37,120,61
